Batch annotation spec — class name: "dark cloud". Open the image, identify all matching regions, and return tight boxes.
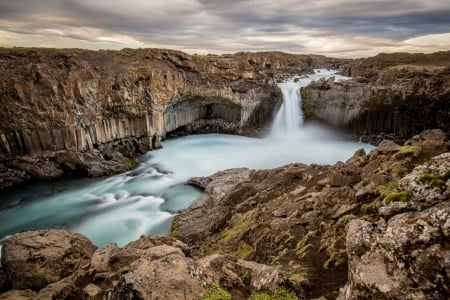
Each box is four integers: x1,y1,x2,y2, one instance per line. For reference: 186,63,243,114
0,0,449,57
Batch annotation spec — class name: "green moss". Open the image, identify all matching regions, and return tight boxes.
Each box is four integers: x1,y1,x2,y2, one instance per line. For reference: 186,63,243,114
360,201,379,215
295,235,313,258
391,164,408,178
231,241,254,259
337,214,356,226
399,145,420,155
323,256,334,270
417,171,450,188
385,190,413,204
169,216,179,237
208,209,256,257
199,282,231,300
377,181,398,197
248,288,298,300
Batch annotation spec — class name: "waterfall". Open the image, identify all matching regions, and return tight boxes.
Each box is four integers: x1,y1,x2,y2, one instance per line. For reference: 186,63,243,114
269,69,351,137
270,79,305,136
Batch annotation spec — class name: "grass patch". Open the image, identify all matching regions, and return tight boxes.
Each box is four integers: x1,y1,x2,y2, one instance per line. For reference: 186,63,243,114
385,191,413,204
295,234,313,258
169,216,179,237
336,214,356,227
231,241,254,260
248,287,298,300
399,145,420,155
199,282,231,300
417,171,450,189
377,181,398,197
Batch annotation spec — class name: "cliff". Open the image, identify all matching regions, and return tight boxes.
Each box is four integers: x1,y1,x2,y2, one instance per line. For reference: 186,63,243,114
1,129,448,299
1,48,449,189
0,48,332,190
302,51,450,144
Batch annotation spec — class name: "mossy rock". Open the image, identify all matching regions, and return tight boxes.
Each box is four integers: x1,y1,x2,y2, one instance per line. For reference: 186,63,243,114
199,282,231,300
417,171,450,189
385,190,413,204
248,287,298,300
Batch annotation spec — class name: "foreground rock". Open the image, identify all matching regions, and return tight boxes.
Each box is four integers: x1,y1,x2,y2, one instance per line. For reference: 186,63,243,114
0,232,288,299
174,129,449,299
1,230,97,291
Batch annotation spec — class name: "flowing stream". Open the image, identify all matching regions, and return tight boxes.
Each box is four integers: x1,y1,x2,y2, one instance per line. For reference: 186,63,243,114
0,70,373,247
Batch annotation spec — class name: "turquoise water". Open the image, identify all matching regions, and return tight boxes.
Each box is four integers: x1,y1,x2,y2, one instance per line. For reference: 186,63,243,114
0,70,373,247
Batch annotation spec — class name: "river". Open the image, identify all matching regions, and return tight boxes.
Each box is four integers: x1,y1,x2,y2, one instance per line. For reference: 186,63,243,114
0,69,373,247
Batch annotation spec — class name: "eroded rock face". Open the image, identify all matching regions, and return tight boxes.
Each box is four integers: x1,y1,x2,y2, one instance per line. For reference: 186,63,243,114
1,230,97,291
302,52,450,143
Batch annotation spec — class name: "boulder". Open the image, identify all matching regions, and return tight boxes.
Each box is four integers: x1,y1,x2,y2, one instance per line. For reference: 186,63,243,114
341,200,450,299
1,230,97,290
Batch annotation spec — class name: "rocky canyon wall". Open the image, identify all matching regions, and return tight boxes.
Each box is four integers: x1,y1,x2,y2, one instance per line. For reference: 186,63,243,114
302,51,450,143
0,48,328,189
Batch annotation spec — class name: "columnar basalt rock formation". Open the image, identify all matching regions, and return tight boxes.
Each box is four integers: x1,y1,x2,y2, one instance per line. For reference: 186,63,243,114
0,48,331,189
1,49,449,189
302,51,450,144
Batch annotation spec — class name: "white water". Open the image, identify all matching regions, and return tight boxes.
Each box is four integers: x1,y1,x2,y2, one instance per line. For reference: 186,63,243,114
0,70,372,247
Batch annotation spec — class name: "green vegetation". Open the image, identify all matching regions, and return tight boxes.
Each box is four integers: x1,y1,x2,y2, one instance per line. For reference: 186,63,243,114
360,201,379,215
295,234,313,258
336,214,356,227
399,145,420,155
206,209,256,258
199,282,231,300
231,241,254,259
169,216,179,237
323,256,334,270
377,181,398,197
385,190,413,204
417,171,450,188
248,288,298,300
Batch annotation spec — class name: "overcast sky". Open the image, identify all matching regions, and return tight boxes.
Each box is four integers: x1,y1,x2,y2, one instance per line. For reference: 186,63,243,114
0,0,449,58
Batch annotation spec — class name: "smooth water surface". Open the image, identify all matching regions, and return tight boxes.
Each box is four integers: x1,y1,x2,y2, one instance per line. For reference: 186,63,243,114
0,70,373,247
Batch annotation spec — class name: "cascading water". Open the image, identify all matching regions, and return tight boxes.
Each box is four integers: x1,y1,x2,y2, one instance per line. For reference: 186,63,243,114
270,81,304,134
0,70,373,247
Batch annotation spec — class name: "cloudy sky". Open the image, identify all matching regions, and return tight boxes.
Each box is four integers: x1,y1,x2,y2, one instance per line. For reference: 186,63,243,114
0,0,449,58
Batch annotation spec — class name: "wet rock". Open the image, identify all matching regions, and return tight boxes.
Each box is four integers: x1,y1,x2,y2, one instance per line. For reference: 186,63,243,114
1,230,97,290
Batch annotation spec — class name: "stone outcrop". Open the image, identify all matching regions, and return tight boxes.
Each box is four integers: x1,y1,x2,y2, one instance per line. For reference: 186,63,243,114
302,51,450,143
1,230,97,291
0,232,288,299
172,129,449,299
0,48,332,190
